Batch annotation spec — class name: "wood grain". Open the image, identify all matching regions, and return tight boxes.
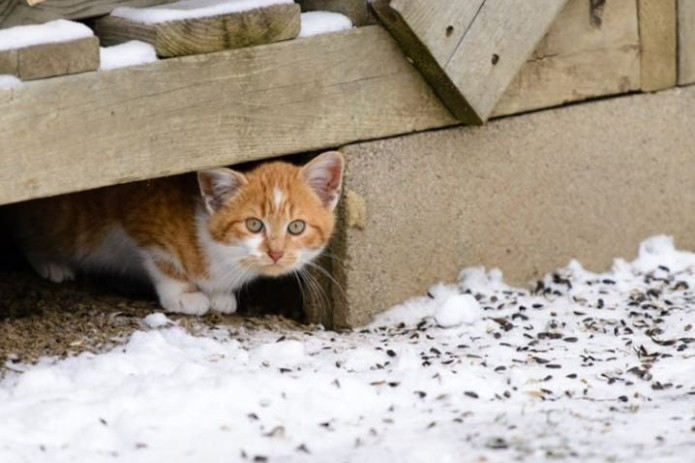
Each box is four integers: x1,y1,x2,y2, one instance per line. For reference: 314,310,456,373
494,0,640,117
0,26,455,205
638,0,677,91
445,0,569,122
0,36,98,80
96,3,300,57
372,0,568,124
0,0,176,28
678,0,695,85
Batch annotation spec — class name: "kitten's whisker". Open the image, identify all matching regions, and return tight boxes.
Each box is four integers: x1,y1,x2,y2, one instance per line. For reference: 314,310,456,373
298,269,330,316
304,261,347,302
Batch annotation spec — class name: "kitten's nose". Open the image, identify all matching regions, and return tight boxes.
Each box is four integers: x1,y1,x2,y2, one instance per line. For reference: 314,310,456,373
268,250,284,263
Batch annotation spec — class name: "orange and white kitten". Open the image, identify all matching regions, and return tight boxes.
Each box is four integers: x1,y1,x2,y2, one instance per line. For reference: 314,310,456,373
10,151,344,315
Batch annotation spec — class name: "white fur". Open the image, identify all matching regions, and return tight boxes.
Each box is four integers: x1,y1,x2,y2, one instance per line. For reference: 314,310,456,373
76,226,145,278
194,206,259,309
273,188,284,209
31,261,75,283
143,256,210,315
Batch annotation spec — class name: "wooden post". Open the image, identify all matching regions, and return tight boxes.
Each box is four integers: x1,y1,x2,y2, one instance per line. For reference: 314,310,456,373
679,0,695,85
372,0,568,124
638,0,677,91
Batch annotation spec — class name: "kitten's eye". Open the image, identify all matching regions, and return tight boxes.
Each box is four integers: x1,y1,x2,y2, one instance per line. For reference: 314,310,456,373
245,218,264,233
288,220,306,235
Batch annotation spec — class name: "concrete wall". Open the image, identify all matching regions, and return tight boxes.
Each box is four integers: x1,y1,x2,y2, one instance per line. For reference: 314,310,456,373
326,86,695,328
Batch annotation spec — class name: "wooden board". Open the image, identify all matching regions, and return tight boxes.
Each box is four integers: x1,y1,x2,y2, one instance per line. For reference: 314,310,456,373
0,36,98,80
494,0,640,117
679,0,695,85
0,26,456,206
372,0,568,124
96,3,300,57
298,0,377,27
638,0,677,91
0,0,177,28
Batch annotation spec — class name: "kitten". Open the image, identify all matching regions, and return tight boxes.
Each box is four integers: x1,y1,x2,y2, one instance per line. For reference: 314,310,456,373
9,151,344,315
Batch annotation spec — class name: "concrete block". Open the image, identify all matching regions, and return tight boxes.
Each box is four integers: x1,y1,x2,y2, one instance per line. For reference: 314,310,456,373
323,86,695,328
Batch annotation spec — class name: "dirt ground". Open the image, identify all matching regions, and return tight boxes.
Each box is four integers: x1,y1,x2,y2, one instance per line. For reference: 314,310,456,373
0,268,309,368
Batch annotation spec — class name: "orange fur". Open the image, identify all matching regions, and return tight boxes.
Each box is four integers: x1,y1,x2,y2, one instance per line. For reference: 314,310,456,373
9,151,344,315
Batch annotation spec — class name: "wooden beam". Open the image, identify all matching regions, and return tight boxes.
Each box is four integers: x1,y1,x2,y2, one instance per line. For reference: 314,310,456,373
0,36,98,80
679,0,695,85
638,0,677,91
0,0,177,28
372,0,568,124
0,26,456,206
494,0,640,117
95,3,300,57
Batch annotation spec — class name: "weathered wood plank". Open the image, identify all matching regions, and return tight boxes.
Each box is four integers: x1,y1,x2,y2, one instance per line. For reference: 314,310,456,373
0,0,177,28
679,0,695,85
494,0,640,117
0,36,98,80
639,0,677,91
298,0,376,27
373,0,568,124
95,3,300,57
0,26,456,206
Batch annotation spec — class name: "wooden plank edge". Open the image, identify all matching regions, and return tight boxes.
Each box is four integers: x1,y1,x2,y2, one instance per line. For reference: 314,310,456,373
0,36,99,80
638,0,677,91
0,26,457,205
95,3,301,57
678,0,695,85
370,0,483,125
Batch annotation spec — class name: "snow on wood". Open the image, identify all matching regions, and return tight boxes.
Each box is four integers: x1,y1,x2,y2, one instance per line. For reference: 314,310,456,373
299,11,352,38
97,0,300,57
99,40,158,70
111,0,293,24
0,19,93,52
0,236,694,461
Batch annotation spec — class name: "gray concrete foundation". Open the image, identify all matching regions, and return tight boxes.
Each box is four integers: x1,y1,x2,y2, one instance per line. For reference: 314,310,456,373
321,86,695,328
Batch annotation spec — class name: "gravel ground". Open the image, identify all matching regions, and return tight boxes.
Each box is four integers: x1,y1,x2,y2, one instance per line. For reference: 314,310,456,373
0,269,304,367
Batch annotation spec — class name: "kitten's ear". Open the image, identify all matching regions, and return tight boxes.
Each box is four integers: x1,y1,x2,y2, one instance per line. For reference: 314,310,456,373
197,168,246,214
301,151,345,210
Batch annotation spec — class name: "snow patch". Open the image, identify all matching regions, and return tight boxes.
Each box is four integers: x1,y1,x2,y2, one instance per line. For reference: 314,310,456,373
0,19,93,52
99,41,158,70
1,235,695,462
0,74,21,88
299,11,353,38
434,293,480,328
142,312,174,328
111,0,293,25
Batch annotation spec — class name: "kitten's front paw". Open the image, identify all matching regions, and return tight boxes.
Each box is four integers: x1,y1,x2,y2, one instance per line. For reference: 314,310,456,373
210,293,237,314
36,263,75,283
161,292,210,315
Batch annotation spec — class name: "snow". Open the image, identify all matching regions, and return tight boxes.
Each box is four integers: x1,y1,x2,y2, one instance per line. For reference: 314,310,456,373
142,312,174,328
99,41,158,71
0,19,93,53
1,235,695,462
0,75,21,88
299,11,353,38
111,0,293,25
434,293,481,328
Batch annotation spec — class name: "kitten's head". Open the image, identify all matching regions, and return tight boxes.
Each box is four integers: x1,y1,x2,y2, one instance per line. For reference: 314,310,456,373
197,151,344,276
